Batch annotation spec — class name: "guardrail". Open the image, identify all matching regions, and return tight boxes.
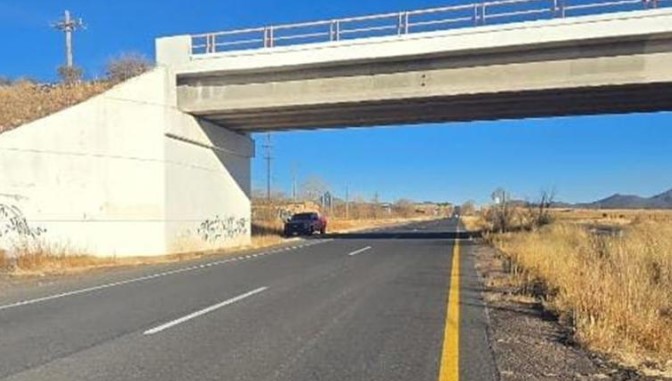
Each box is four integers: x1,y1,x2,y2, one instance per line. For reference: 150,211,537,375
191,0,669,54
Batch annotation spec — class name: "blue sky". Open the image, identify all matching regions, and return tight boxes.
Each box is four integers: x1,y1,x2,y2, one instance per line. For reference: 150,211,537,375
1,0,670,204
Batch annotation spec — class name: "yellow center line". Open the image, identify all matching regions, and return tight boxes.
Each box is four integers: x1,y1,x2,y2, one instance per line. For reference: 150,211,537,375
439,239,460,381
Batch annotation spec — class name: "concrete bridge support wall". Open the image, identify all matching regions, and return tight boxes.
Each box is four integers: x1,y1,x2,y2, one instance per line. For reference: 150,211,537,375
0,67,253,257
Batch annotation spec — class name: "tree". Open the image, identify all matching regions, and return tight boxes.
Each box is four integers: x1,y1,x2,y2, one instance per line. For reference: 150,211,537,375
532,188,556,227
57,65,83,85
394,199,415,218
460,201,476,216
299,176,329,202
371,192,381,219
105,52,153,83
489,187,515,232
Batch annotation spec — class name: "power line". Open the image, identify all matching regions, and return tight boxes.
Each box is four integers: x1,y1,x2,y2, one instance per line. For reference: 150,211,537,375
52,10,85,68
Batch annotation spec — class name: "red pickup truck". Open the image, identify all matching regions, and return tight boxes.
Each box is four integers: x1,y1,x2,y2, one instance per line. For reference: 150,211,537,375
284,212,327,236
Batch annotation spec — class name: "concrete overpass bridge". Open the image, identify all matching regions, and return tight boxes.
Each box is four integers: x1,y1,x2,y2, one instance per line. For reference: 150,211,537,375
159,0,672,131
1,0,672,256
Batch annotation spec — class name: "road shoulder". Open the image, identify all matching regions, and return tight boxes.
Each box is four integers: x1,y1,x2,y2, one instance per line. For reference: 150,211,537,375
473,243,665,381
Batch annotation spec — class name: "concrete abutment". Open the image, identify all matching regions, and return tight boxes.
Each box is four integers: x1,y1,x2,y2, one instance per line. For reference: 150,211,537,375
0,67,254,257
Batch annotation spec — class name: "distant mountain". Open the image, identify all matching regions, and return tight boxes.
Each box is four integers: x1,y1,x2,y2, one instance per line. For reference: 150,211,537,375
549,201,574,209
581,188,672,209
649,189,672,208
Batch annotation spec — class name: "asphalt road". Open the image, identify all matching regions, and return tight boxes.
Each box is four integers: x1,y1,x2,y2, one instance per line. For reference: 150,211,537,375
0,218,497,381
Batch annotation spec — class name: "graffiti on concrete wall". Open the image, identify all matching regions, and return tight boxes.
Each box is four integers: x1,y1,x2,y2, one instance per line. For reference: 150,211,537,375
0,204,46,239
197,216,249,243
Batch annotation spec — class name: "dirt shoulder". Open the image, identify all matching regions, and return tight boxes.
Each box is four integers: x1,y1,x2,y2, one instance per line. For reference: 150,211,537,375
474,243,670,381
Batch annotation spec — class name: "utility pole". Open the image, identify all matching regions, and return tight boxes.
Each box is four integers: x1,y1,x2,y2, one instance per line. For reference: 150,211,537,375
262,133,273,202
345,185,350,219
291,162,298,203
52,10,85,68
373,191,380,220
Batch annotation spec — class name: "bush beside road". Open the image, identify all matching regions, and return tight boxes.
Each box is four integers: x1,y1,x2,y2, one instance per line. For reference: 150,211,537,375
466,209,672,376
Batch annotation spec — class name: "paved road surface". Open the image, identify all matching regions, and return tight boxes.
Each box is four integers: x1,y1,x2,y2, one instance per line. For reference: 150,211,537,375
0,218,497,381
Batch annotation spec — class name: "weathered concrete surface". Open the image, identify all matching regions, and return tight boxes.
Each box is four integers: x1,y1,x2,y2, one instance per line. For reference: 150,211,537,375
0,68,253,257
163,9,672,131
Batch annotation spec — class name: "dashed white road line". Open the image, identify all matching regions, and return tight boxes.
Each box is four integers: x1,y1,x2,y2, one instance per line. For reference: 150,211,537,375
144,287,268,335
0,240,331,312
347,246,372,256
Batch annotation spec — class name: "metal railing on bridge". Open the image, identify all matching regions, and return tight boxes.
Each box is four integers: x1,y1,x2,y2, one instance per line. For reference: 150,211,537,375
191,0,670,55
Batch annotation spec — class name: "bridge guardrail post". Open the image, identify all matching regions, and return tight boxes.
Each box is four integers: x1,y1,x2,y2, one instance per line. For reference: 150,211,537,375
481,3,487,25
263,27,275,48
398,12,404,35
206,34,215,54
404,12,410,34
473,4,479,25
397,12,410,35
553,0,566,18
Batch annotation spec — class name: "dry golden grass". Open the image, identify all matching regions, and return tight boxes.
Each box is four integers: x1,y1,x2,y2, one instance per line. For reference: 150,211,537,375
461,215,488,231
1,242,121,276
0,216,438,276
551,208,672,227
462,207,672,233
249,234,286,248
0,239,294,277
490,219,672,366
0,81,111,133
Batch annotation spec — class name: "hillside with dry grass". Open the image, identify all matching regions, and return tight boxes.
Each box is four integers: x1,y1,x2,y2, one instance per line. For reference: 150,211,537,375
0,53,152,134
0,81,112,134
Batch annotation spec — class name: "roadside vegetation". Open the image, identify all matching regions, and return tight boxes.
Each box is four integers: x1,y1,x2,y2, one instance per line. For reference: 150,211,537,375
0,189,447,276
0,53,152,134
0,80,112,133
466,189,672,370
251,190,449,246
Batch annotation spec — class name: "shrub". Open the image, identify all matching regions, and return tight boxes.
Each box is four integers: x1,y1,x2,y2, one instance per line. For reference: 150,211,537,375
105,52,153,83
57,65,84,85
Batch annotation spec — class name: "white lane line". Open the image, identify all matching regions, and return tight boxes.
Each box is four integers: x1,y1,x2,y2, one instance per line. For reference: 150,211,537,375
144,287,267,335
0,264,213,312
0,240,332,312
347,246,372,257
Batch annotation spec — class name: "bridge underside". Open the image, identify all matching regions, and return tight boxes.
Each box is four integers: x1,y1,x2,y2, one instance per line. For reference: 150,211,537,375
189,82,672,131
166,8,672,132
175,22,672,132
